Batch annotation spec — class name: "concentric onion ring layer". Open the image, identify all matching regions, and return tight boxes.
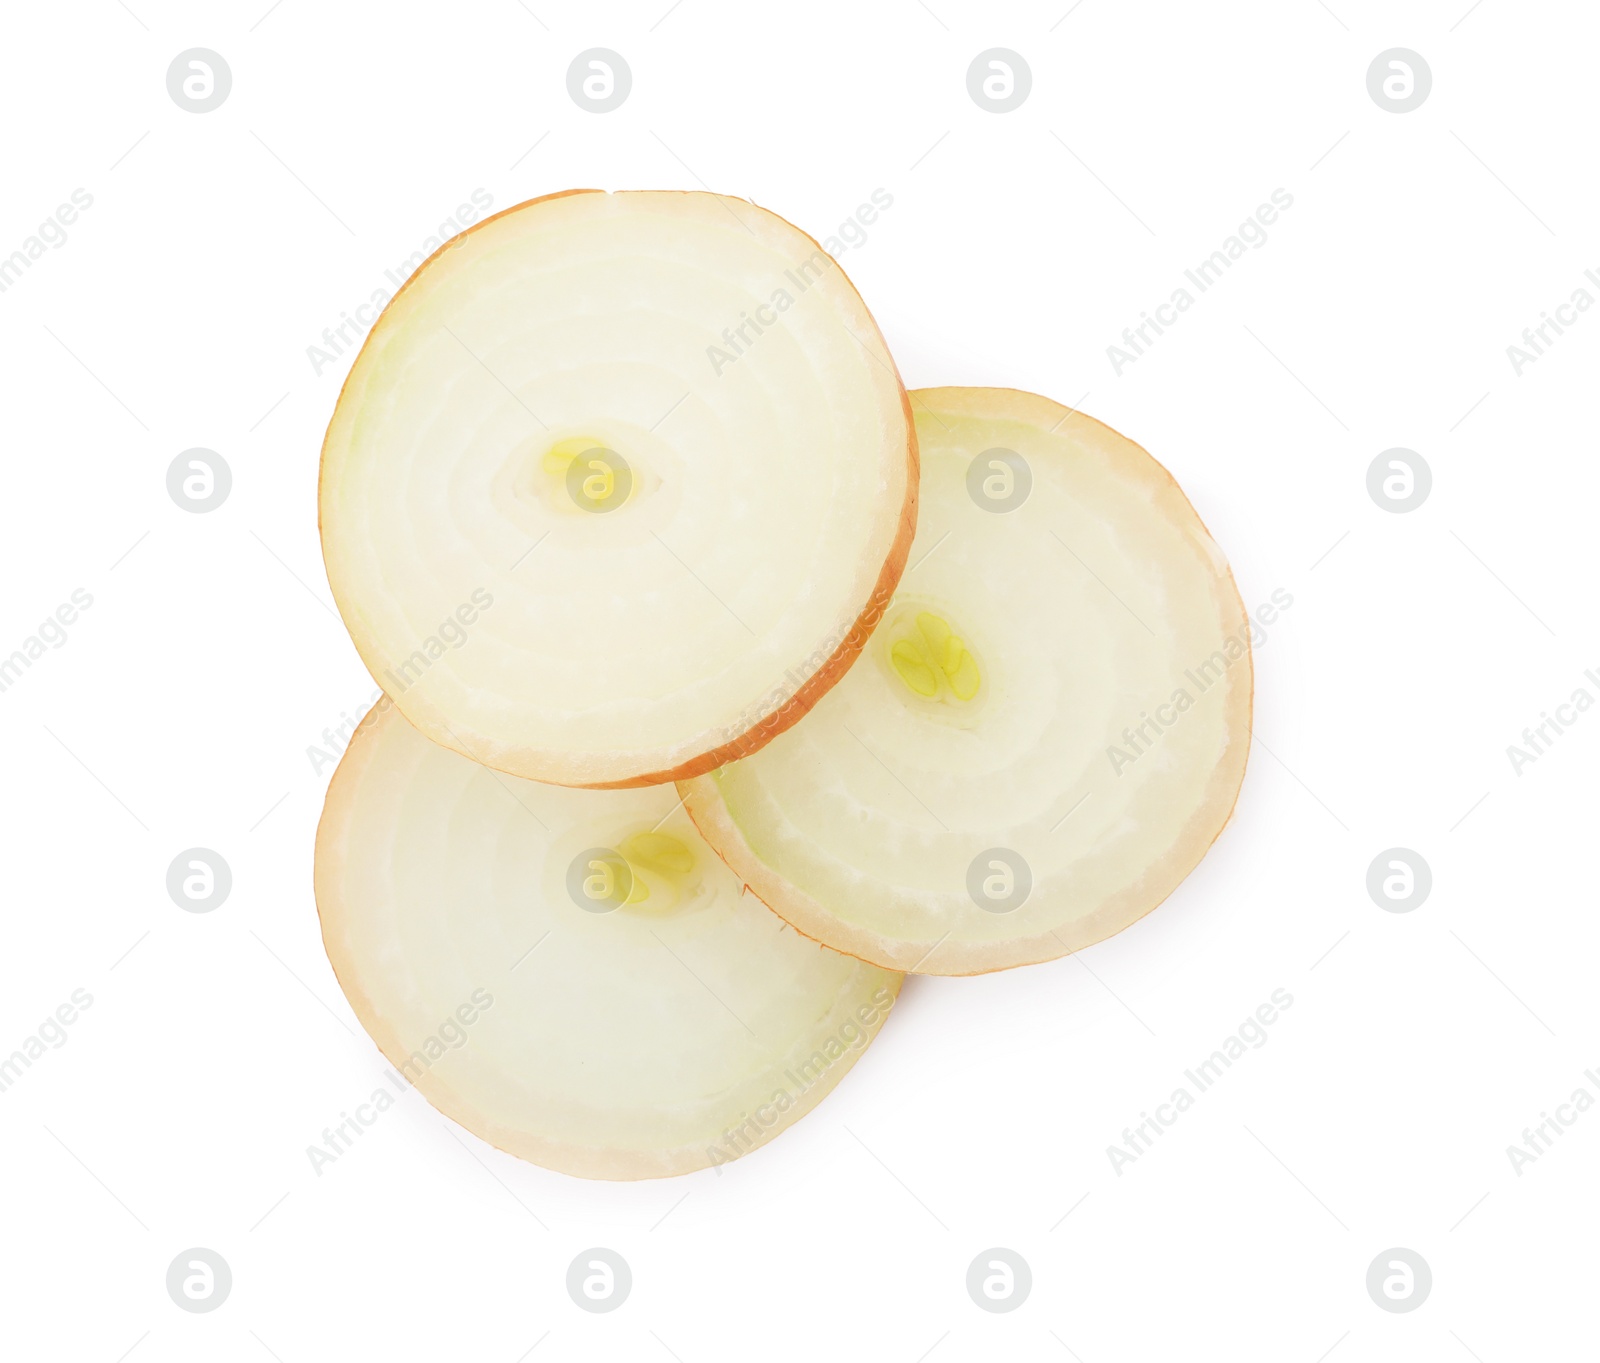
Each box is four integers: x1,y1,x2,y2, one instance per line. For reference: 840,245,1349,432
683,387,1252,975
320,190,916,787
316,701,901,1180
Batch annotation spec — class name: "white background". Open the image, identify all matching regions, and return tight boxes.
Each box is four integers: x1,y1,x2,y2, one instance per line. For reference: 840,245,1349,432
2,1,1595,1359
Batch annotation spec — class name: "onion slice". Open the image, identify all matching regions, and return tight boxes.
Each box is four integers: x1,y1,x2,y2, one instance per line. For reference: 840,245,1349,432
320,189,916,788
682,387,1252,975
316,700,901,1180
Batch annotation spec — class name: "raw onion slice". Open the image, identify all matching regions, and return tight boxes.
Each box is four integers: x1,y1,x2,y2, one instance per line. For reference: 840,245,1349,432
320,189,916,788
315,700,900,1180
682,387,1252,975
